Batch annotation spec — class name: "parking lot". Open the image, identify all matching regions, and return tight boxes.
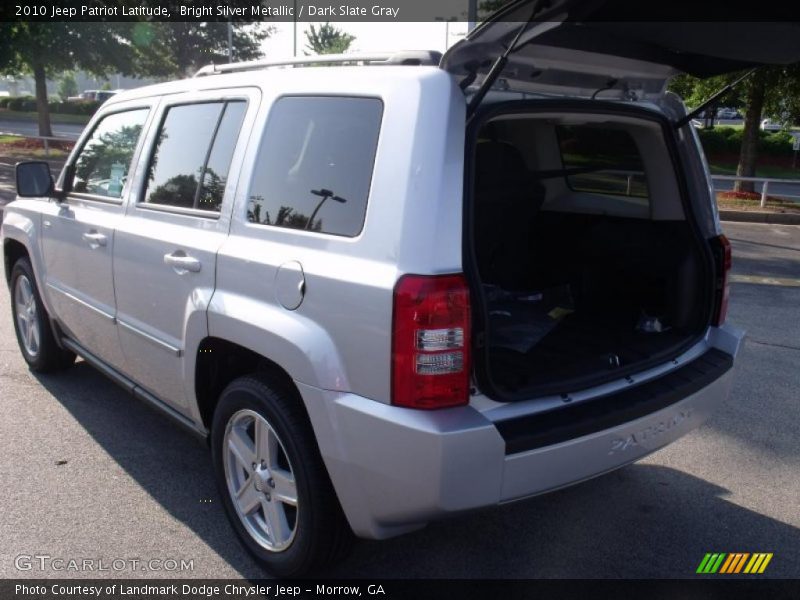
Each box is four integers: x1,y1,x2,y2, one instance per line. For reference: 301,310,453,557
0,221,798,579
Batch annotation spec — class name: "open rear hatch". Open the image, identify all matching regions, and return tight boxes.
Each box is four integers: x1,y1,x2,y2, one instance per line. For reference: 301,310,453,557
445,3,800,402
441,1,800,104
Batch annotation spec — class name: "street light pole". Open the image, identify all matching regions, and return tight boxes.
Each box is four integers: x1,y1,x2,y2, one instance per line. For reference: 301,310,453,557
467,0,477,32
227,21,233,61
293,0,298,57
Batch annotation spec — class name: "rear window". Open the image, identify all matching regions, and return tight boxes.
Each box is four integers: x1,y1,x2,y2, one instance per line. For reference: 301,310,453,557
247,96,383,237
556,125,649,200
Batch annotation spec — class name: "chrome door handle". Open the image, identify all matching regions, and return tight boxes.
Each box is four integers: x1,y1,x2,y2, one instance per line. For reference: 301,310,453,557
82,231,107,248
164,252,202,274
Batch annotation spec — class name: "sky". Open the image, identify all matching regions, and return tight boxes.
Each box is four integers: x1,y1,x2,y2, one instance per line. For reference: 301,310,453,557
261,22,470,59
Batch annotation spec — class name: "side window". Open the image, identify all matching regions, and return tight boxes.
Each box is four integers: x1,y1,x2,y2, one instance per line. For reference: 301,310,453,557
556,125,649,200
247,96,383,237
143,101,246,212
72,108,149,198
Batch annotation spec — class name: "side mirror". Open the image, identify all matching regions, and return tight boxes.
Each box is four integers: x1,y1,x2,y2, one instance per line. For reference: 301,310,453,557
16,161,54,198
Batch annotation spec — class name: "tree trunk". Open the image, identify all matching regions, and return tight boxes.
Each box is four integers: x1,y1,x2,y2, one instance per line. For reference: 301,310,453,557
33,62,52,138
735,72,767,193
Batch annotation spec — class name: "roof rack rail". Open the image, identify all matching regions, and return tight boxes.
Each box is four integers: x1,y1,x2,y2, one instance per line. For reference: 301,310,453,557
194,50,443,77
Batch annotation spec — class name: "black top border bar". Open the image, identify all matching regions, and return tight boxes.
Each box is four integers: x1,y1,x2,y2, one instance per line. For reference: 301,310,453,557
2,0,800,22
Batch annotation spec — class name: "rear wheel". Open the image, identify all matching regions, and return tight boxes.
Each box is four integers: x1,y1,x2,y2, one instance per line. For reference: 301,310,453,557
10,257,75,372
211,374,353,576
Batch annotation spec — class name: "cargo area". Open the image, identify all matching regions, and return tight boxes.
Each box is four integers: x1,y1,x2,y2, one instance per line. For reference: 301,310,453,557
469,107,712,399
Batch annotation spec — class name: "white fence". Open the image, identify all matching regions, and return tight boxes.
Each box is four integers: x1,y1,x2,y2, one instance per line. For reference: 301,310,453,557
712,175,800,207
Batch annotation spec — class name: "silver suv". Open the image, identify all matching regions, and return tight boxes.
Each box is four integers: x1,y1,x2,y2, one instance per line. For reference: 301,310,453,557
6,9,796,576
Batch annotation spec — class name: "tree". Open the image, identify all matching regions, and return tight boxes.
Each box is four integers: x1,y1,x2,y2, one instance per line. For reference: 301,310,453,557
304,23,355,56
670,66,800,192
56,72,78,101
733,67,800,192
133,22,270,79
0,23,138,136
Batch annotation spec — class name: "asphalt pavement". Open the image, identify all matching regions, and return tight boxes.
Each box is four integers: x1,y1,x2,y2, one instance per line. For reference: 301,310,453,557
0,222,798,579
0,119,84,140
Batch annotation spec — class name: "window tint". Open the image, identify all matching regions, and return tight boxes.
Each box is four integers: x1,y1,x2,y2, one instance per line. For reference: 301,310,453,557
248,96,383,237
143,101,246,212
556,125,649,199
72,109,149,198
198,102,247,211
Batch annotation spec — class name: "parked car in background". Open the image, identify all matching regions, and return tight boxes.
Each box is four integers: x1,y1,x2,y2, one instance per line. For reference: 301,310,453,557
95,90,118,103
716,107,741,120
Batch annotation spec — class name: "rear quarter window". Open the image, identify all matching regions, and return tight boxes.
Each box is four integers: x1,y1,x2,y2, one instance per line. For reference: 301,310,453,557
247,96,383,237
556,125,649,201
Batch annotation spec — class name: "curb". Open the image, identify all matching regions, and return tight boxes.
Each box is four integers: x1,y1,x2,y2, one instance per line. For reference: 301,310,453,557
720,210,800,225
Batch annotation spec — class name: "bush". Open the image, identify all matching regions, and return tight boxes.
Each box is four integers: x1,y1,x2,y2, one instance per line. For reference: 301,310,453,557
52,100,100,115
6,96,37,111
697,126,795,158
0,95,100,117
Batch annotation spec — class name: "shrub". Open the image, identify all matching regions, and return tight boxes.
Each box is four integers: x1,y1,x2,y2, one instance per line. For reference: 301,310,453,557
52,100,101,115
7,96,37,111
697,126,795,158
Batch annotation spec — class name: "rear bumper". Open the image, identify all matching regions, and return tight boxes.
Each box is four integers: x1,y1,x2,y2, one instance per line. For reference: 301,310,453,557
300,324,743,540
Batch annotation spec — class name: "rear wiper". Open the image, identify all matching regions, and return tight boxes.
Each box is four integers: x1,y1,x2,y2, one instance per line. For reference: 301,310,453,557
466,0,548,122
674,68,756,129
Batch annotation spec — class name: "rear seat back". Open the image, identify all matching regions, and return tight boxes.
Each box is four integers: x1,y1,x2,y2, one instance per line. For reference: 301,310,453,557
474,140,546,289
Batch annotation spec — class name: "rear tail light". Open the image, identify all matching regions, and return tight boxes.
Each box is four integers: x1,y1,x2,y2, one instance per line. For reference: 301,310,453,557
392,274,471,409
711,234,732,326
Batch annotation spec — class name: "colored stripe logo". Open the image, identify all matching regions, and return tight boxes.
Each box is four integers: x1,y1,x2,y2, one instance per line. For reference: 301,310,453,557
696,553,773,574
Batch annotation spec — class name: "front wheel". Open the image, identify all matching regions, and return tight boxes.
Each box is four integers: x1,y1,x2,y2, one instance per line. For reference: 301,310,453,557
10,257,75,372
211,374,353,576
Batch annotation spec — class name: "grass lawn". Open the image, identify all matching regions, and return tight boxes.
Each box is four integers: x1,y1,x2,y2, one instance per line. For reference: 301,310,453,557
709,162,800,180
717,191,800,213
0,109,90,126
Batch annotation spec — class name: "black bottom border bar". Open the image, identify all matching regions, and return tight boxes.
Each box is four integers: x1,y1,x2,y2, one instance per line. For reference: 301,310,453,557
4,579,800,600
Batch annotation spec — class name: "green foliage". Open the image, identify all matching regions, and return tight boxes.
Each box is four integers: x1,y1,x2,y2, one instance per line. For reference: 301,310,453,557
73,124,142,194
477,0,513,18
132,21,271,77
304,23,356,56
6,96,36,111
697,127,795,157
48,100,101,115
669,66,800,122
0,23,139,79
56,72,78,100
1,96,100,115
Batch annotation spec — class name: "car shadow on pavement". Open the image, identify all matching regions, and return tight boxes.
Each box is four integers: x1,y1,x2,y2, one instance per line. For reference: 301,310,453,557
33,361,800,579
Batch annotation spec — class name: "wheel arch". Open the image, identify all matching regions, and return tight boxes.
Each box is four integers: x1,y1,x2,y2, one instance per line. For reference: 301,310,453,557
194,336,305,432
4,238,30,285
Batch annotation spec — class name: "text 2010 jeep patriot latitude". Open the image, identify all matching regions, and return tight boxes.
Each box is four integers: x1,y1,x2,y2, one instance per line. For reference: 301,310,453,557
5,7,798,575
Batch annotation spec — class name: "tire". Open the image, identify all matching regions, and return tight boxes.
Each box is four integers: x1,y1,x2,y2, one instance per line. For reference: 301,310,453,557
211,373,353,577
10,257,75,373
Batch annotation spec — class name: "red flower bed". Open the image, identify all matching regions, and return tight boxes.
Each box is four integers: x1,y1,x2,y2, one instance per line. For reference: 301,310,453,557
718,190,763,201
1,137,74,152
